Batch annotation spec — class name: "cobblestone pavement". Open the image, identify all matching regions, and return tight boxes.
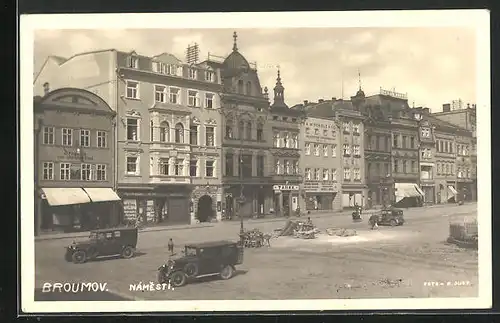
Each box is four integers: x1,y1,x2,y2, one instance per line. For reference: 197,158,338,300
34,204,478,301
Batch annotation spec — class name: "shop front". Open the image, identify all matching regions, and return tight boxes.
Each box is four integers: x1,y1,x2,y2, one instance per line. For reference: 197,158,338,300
118,185,192,226
38,187,121,232
393,183,424,207
190,184,222,223
222,184,273,219
420,184,435,204
303,181,340,211
273,184,300,216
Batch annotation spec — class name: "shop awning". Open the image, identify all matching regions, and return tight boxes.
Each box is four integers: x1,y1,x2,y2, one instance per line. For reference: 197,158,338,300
83,188,121,203
448,185,458,196
394,183,424,203
41,188,91,206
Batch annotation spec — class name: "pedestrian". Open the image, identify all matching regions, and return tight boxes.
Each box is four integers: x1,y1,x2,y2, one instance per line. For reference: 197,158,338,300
168,238,174,255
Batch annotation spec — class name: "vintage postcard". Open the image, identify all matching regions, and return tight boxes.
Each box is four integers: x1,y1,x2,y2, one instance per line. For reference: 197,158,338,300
20,10,491,313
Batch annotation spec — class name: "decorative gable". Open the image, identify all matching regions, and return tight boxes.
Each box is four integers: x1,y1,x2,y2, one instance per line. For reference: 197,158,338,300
191,117,201,124
205,118,217,125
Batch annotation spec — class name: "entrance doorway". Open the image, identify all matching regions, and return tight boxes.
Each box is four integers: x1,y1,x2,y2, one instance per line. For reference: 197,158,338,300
197,195,213,222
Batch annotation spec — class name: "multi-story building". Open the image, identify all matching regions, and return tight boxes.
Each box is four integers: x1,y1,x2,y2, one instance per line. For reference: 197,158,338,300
268,71,304,215
33,87,117,235
356,87,423,207
294,96,365,209
34,48,224,225
432,103,477,201
298,113,340,212
203,33,275,219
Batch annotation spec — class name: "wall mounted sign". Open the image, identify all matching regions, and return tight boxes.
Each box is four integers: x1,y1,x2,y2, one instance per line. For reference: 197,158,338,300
56,147,94,161
304,181,338,193
273,185,299,191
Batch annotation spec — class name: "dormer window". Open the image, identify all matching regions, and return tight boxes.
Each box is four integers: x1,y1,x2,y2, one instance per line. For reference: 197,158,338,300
414,112,422,120
152,61,166,74
205,70,215,82
166,64,177,76
127,55,139,69
188,68,197,80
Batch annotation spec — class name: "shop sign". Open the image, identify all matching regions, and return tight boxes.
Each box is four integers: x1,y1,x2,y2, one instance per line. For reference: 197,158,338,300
146,200,155,222
304,181,338,193
57,147,94,161
273,185,299,191
123,199,137,221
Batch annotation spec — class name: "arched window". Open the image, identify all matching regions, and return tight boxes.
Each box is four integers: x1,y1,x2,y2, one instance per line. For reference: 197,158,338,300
246,81,252,96
246,121,252,140
175,123,184,143
238,120,244,140
237,80,244,94
159,121,170,142
257,123,263,141
225,120,233,139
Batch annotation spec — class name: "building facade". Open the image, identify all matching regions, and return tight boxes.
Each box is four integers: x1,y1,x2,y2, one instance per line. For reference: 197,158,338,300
299,115,341,211
432,103,477,201
34,48,224,225
33,88,117,235
268,71,305,215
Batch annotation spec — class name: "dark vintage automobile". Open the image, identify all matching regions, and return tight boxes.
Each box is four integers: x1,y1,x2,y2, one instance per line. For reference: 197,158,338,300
157,240,244,287
64,227,138,264
369,207,405,228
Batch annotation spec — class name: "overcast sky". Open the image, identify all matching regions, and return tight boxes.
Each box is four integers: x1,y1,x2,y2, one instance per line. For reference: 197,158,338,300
33,27,476,111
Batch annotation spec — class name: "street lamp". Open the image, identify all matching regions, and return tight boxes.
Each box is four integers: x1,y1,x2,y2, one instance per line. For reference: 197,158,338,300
237,154,245,246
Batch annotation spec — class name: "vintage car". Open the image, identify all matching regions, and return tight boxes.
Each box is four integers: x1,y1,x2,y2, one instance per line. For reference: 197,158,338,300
369,207,405,227
64,227,138,264
157,240,244,287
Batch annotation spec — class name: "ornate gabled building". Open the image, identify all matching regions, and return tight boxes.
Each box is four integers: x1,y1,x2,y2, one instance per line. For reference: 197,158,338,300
268,69,305,215
355,88,423,208
208,32,275,219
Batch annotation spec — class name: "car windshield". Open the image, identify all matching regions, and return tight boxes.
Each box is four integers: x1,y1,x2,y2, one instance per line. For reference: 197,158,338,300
185,247,197,256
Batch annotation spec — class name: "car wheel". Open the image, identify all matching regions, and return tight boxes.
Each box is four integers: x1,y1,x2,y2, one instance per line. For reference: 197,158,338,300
184,263,199,277
157,270,167,284
121,246,135,259
220,265,234,280
169,271,186,287
72,250,86,264
390,219,397,227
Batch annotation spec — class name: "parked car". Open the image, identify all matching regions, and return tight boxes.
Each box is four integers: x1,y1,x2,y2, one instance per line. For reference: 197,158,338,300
157,240,244,287
64,227,138,264
369,207,405,228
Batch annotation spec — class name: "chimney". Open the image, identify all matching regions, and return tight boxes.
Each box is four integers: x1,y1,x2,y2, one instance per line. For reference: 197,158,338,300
332,97,336,101
318,99,324,103
467,103,470,109
442,103,451,112
303,100,308,105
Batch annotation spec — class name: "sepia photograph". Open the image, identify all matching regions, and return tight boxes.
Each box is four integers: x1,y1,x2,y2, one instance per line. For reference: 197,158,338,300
20,10,491,313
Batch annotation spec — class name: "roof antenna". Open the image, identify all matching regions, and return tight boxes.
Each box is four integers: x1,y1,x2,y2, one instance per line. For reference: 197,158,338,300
358,69,362,91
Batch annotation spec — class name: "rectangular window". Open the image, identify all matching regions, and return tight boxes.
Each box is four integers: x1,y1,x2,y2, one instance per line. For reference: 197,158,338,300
410,137,415,149
190,160,197,177
353,123,360,134
175,159,184,176
205,93,214,109
421,128,430,138
127,56,139,69
343,144,350,156
96,164,107,181
305,143,311,155
205,161,215,177
126,157,138,174
241,155,253,178
292,134,299,149
81,163,92,181
189,126,198,145
402,136,407,149
293,160,299,175
273,132,280,148
97,131,107,148
284,160,291,174
60,163,70,180
160,159,169,175
305,168,311,180
152,61,165,74
205,126,215,147
343,122,350,133
343,168,351,180
323,129,328,137
42,162,54,180
61,128,73,146
393,159,399,173
393,134,398,148
125,80,139,99
188,68,197,80
353,145,360,156
402,160,407,173
322,169,329,181
314,144,320,156
257,156,265,177
331,144,337,157
225,154,233,176
314,168,320,180
126,119,138,141
257,125,263,141
205,70,214,82
169,87,180,104
331,169,337,181
155,85,167,103
275,159,282,175
80,129,90,147
188,90,199,107
354,168,361,180
43,127,55,145
323,145,328,157
411,160,417,173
